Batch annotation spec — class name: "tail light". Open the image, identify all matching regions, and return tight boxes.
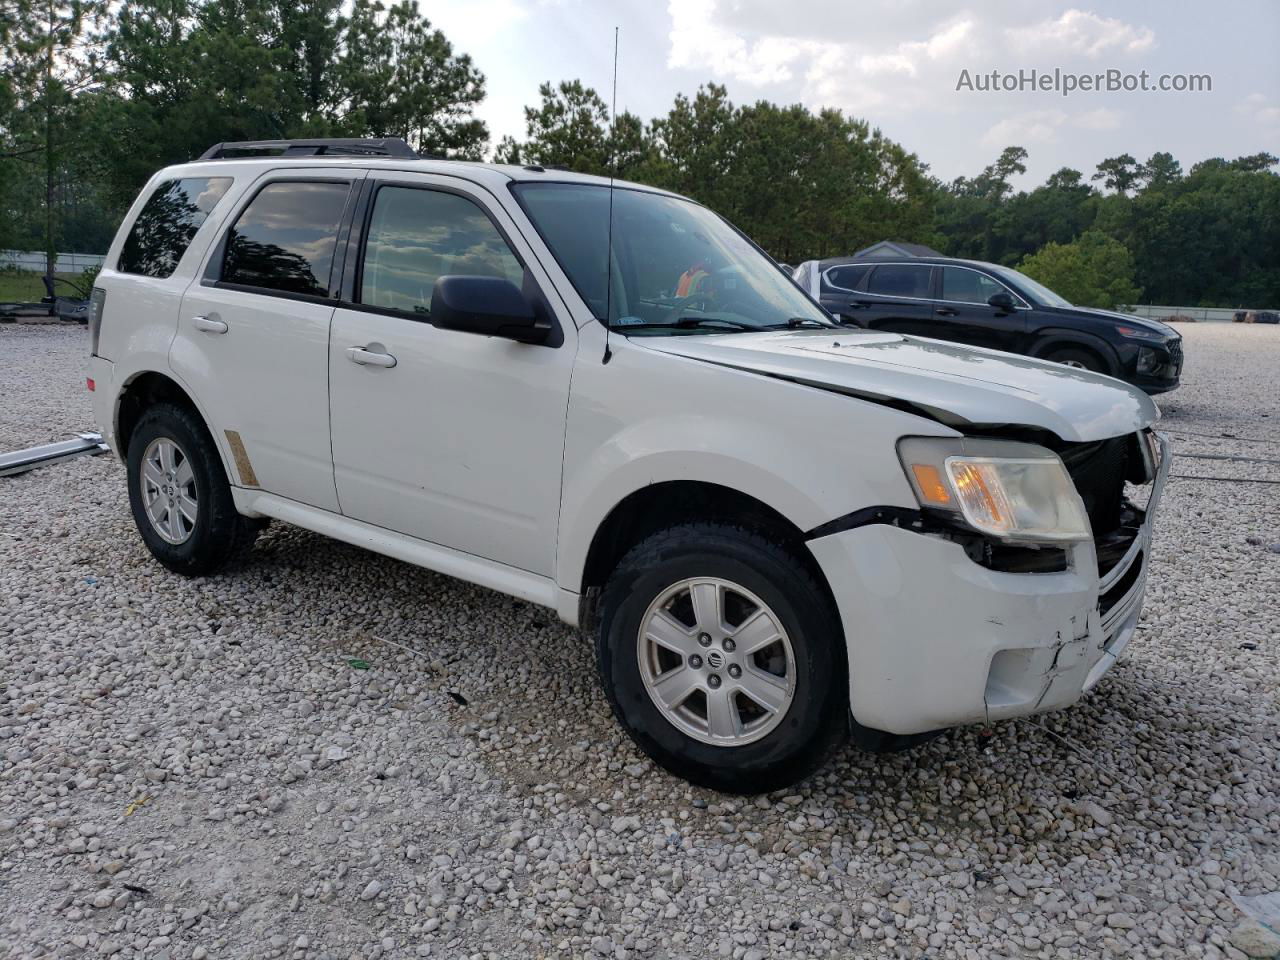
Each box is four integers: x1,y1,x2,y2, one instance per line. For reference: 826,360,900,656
88,287,106,357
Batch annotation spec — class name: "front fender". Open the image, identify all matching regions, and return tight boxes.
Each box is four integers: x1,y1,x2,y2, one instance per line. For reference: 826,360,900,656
555,327,955,592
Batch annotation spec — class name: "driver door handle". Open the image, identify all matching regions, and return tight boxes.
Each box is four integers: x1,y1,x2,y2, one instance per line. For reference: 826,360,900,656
935,307,958,317
347,345,397,368
192,315,228,335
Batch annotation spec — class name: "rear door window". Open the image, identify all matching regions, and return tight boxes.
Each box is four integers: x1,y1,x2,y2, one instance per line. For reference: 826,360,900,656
118,177,232,278
360,186,523,317
866,264,932,299
941,267,1006,304
221,181,351,298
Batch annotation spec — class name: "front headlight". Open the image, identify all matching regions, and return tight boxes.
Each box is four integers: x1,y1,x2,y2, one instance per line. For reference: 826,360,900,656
898,437,1091,542
1116,325,1164,341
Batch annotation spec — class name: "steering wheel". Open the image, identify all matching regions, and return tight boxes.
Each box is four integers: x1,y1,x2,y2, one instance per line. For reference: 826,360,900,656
657,293,710,321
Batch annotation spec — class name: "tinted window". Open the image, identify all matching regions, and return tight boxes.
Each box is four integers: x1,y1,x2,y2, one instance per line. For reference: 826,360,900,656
942,267,1006,304
866,264,932,298
118,177,232,278
825,264,870,291
222,181,351,297
514,183,610,314
360,187,523,316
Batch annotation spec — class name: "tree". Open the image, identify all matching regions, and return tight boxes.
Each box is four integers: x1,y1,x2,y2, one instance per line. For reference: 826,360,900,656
1127,157,1280,305
1138,151,1181,189
987,167,1097,265
934,146,1030,260
512,80,611,174
1092,153,1140,194
1019,230,1142,308
607,110,653,180
950,146,1027,202
648,84,738,210
98,0,488,202
1,0,106,270
1226,152,1278,173
334,0,487,157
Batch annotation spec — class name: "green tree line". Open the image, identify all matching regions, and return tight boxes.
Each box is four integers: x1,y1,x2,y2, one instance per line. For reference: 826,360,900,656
3,0,1278,306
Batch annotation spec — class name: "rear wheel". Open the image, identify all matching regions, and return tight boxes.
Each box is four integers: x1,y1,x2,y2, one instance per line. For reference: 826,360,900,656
126,403,258,576
1044,345,1105,373
596,523,847,793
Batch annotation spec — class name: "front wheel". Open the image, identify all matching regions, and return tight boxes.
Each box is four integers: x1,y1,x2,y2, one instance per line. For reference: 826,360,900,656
1043,345,1106,373
596,524,848,793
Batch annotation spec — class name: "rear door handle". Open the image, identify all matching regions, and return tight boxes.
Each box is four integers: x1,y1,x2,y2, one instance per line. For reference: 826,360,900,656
347,345,397,368
192,315,228,334
935,307,958,317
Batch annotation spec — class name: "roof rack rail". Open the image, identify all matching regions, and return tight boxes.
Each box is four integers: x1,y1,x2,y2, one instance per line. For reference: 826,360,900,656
198,138,420,161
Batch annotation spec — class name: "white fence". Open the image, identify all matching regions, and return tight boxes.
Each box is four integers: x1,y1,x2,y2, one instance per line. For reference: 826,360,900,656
0,249,107,274
1121,304,1274,323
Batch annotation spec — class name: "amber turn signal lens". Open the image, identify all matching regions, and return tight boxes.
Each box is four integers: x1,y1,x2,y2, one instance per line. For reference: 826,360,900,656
910,463,952,505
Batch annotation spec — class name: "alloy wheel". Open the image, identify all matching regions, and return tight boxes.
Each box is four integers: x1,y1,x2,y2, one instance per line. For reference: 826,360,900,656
637,577,796,746
140,437,198,545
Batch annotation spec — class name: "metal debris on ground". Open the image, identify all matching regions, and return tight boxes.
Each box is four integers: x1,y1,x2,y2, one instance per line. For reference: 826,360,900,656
0,432,108,476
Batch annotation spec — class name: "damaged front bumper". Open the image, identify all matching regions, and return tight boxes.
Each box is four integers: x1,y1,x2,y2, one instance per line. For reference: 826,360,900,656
808,434,1170,737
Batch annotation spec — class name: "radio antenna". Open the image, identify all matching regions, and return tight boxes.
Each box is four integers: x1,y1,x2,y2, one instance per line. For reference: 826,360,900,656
602,25,619,364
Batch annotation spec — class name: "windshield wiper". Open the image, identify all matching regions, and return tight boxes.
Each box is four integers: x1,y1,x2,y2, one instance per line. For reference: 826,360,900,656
769,317,829,329
614,316,757,333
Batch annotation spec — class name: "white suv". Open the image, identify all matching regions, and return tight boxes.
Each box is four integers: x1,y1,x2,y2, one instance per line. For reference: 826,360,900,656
87,138,1169,793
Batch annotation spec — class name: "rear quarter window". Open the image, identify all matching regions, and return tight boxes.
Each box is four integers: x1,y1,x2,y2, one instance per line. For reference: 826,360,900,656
825,264,870,291
118,177,233,278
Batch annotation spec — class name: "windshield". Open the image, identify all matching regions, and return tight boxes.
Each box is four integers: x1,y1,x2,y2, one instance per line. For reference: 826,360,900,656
512,182,833,334
989,265,1073,308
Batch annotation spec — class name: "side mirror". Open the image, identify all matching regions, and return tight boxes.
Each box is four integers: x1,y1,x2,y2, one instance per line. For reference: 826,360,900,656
988,291,1015,311
430,276,550,344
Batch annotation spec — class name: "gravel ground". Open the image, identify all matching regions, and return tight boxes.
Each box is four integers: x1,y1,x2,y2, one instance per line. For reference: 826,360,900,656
1,322,1277,960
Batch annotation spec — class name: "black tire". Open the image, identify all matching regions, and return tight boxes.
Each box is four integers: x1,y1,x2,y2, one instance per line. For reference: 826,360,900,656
596,523,848,794
126,402,259,576
1043,345,1106,374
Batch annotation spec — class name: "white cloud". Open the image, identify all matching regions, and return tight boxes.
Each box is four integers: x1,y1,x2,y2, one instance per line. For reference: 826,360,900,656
667,0,810,85
980,105,1127,147
856,19,974,78
1006,9,1156,59
667,0,974,106
806,17,978,112
428,0,532,51
981,109,1068,146
1235,92,1280,126
1073,107,1123,130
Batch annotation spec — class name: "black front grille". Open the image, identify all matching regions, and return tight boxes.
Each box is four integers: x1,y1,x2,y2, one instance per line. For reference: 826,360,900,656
1060,436,1130,536
1168,339,1183,363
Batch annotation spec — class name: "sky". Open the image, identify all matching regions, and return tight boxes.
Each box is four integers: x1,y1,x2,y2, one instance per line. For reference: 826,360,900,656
426,0,1280,187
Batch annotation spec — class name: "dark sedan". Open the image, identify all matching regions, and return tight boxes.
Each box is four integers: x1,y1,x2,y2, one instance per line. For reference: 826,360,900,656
793,256,1182,393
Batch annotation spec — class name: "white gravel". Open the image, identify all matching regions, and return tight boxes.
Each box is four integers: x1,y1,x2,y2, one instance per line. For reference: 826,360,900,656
1,321,1278,960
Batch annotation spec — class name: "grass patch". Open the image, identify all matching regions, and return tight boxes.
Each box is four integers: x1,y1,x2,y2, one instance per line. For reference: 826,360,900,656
0,272,82,303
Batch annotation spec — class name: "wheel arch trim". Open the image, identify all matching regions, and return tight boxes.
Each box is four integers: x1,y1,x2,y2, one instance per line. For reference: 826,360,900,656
114,368,237,484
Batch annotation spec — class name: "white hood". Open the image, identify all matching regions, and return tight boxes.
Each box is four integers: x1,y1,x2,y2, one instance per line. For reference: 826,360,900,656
638,329,1159,442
